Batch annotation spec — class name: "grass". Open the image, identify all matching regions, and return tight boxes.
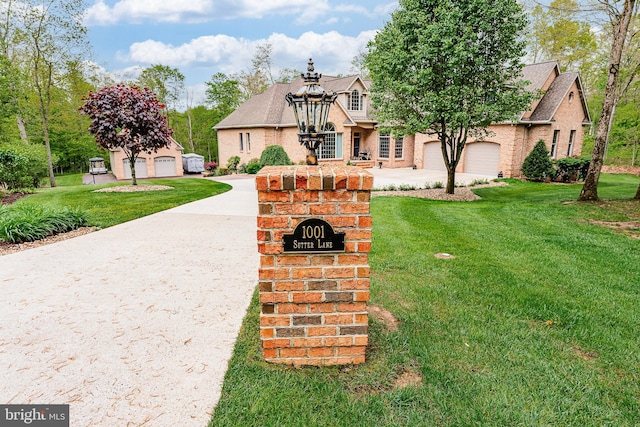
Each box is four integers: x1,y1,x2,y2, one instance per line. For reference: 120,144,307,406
11,178,231,228
210,174,640,427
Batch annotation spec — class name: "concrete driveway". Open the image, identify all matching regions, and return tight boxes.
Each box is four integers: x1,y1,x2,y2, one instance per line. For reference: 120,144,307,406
0,177,258,426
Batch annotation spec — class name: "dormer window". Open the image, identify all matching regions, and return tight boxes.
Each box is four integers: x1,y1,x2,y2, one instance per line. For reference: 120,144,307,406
349,89,362,111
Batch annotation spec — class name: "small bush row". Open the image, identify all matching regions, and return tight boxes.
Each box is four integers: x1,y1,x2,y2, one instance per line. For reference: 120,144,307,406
0,204,89,244
522,139,590,182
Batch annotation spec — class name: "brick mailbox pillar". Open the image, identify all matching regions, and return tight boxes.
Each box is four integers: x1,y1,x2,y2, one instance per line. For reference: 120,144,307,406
256,165,372,366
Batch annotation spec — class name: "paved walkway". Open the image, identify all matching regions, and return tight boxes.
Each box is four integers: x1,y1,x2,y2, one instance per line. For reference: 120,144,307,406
0,177,258,426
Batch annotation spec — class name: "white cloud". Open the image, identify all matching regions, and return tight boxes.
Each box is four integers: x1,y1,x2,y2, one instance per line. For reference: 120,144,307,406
119,30,377,77
84,0,393,26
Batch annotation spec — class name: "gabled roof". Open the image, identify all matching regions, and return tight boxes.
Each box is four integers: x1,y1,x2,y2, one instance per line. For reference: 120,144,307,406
521,61,560,93
214,75,372,130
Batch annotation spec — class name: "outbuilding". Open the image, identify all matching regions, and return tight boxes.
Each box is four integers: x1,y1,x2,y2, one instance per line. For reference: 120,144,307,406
182,153,205,173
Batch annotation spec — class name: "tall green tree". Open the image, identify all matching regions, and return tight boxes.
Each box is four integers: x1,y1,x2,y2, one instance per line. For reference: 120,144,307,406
579,0,637,201
366,0,534,194
137,64,185,125
5,0,90,187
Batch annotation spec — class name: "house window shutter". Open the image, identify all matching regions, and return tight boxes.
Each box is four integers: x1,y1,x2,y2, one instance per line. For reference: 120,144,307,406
336,133,343,159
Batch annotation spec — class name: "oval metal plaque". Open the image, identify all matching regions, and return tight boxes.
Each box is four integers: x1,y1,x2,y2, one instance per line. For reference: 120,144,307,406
283,218,345,253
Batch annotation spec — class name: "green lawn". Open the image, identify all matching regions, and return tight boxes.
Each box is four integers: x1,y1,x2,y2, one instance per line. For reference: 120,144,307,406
210,174,640,427
13,178,231,228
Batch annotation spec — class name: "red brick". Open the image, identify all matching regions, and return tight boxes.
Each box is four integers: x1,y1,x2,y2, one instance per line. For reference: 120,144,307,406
295,172,308,189
260,256,275,267
255,175,269,191
278,303,308,314
324,337,353,347
335,175,347,190
309,303,336,313
260,328,275,338
338,255,368,265
355,314,368,324
268,174,282,191
354,336,369,346
325,267,355,279
292,267,323,279
257,243,282,255
309,347,335,357
274,281,306,291
337,302,367,312
357,242,372,253
340,279,370,290
357,191,371,203
331,216,357,227
261,316,291,327
259,293,289,303
259,268,274,280
307,326,338,336
263,348,277,358
322,190,354,202
292,292,323,303
357,266,370,278
309,256,335,266
347,174,361,190
324,314,355,325
275,203,308,215
361,174,373,190
258,191,290,203
310,204,337,215
337,346,367,356
280,348,307,358
274,268,292,280
292,338,323,347
256,230,271,242
262,338,290,349
276,256,308,266
346,229,372,240
355,291,370,302
257,216,289,229
340,203,369,214
293,191,319,202
358,216,373,228
309,173,322,190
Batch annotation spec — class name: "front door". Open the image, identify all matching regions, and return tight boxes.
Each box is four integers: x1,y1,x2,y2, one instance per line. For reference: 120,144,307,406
353,132,361,158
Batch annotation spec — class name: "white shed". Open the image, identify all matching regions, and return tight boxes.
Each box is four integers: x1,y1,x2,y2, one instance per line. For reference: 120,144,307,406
182,153,205,173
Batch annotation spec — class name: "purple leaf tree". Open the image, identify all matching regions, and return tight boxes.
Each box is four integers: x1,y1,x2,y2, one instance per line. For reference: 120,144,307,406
80,84,173,185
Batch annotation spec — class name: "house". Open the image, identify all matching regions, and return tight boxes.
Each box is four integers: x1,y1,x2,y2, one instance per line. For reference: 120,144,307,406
214,61,591,178
109,137,185,180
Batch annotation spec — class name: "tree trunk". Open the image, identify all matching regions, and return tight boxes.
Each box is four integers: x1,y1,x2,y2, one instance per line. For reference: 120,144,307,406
129,156,138,186
446,166,456,194
16,116,29,144
635,182,640,199
579,0,635,201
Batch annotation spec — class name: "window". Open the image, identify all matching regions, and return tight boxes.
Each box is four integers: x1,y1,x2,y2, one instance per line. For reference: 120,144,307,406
394,137,404,159
379,133,390,159
246,133,251,153
318,123,342,160
568,91,574,103
239,133,244,152
551,130,559,158
567,130,575,156
349,89,362,111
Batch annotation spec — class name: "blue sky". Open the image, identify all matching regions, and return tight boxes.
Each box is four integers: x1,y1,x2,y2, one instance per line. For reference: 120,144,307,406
83,0,398,105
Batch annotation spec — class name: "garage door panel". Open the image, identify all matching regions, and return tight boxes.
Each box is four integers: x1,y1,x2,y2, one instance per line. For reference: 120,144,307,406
423,142,447,171
154,156,176,177
123,158,148,179
465,142,500,176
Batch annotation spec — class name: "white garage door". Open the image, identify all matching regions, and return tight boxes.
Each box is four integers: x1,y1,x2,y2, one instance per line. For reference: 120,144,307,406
154,156,176,177
423,142,447,171
465,142,500,176
123,157,148,179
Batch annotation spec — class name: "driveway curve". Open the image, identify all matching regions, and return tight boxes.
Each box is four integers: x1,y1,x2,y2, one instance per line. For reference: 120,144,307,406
0,177,258,426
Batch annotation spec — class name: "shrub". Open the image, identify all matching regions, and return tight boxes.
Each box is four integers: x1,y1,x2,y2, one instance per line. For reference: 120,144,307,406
433,181,444,189
470,178,490,186
0,145,50,190
204,161,217,172
227,156,241,171
260,145,292,166
0,204,88,243
245,158,262,174
522,139,554,181
553,157,591,182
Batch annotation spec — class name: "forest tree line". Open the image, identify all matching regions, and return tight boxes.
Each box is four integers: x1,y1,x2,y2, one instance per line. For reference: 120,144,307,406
1,0,639,184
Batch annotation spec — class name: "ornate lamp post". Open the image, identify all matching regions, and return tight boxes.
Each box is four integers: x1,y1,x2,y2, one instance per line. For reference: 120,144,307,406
286,59,337,165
